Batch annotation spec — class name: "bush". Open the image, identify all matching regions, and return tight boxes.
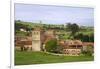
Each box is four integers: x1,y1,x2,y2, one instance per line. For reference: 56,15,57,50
45,39,58,53
82,51,92,56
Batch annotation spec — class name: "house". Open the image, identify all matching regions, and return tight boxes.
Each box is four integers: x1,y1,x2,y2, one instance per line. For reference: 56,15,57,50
83,42,94,53
59,40,83,56
59,40,94,56
20,28,27,32
15,36,32,51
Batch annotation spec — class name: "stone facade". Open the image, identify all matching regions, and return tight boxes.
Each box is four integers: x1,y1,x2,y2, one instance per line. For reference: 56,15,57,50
32,30,41,51
59,40,83,55
63,49,81,56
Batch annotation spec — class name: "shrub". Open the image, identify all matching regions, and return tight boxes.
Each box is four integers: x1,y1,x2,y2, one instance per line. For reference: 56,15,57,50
45,39,58,53
82,51,92,56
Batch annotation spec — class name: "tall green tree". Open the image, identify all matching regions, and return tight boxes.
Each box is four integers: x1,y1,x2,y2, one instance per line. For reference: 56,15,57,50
67,23,79,36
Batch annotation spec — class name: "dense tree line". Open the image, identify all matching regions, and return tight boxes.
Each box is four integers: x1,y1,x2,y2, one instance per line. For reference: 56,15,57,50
66,23,80,36
15,20,33,31
74,33,94,42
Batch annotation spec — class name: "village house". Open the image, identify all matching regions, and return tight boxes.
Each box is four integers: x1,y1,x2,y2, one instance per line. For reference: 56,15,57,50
15,36,32,51
20,28,27,32
83,42,94,53
59,40,94,56
59,40,83,56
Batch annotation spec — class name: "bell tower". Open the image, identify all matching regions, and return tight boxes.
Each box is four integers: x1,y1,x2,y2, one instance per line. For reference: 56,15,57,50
32,29,41,51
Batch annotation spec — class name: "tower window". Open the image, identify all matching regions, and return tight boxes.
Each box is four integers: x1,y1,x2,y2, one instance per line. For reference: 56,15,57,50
37,32,38,34
34,32,36,34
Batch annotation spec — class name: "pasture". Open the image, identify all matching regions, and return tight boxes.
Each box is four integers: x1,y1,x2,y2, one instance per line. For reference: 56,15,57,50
15,51,94,65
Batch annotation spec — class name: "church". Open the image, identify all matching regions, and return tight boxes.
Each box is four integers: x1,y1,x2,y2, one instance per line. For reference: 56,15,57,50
15,28,56,51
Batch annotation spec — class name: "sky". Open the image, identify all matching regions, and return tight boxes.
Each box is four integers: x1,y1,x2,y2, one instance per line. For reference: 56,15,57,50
15,4,94,26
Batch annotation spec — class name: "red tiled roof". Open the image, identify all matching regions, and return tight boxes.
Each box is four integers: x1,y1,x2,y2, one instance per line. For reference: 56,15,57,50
15,40,32,46
59,40,83,46
83,42,94,46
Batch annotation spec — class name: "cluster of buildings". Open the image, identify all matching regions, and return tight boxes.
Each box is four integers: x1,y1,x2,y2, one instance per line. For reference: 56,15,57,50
59,40,93,56
15,28,94,56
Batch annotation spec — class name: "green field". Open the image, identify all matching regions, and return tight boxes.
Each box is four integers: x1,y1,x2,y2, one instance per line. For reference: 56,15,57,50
15,51,94,65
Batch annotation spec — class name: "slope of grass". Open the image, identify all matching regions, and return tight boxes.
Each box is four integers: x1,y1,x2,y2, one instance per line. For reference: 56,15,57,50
15,51,94,65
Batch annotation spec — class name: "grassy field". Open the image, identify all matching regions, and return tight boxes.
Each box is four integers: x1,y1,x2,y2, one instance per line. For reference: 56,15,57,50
15,51,94,65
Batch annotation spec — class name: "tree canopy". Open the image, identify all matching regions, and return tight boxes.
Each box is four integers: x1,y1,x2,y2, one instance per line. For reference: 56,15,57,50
67,23,79,36
45,39,58,53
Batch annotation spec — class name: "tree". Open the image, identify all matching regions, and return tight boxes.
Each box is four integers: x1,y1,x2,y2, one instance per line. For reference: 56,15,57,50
74,33,94,42
74,33,83,41
45,39,58,53
89,33,94,42
67,23,79,36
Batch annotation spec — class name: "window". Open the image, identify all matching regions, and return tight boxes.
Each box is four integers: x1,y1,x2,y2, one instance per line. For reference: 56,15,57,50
33,32,36,34
37,32,38,34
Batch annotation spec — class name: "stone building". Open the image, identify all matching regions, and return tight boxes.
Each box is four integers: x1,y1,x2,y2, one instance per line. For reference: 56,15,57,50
15,28,56,51
83,42,94,53
32,29,42,51
59,40,83,56
15,36,32,51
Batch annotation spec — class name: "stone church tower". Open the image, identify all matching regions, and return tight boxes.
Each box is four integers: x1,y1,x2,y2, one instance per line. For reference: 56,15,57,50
32,29,41,51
